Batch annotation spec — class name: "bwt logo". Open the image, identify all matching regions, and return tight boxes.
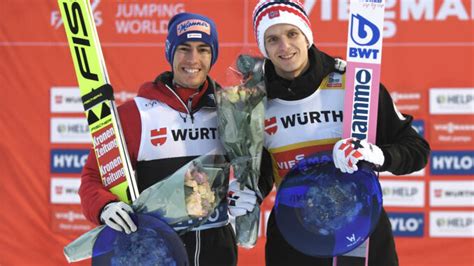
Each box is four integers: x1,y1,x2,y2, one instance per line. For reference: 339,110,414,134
349,14,380,60
51,149,90,173
430,151,474,175
389,212,424,237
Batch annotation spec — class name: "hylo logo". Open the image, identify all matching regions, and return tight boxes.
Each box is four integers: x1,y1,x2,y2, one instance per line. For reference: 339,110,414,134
389,213,424,236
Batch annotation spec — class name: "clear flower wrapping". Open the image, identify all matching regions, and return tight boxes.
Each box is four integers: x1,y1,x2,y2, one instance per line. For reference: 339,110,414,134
64,155,229,264
214,54,266,248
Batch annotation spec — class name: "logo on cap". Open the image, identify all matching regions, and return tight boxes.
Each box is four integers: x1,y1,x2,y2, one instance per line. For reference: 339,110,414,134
269,10,280,19
177,19,211,36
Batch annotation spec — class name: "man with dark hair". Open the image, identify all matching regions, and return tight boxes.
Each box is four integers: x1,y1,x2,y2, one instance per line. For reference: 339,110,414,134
80,12,237,266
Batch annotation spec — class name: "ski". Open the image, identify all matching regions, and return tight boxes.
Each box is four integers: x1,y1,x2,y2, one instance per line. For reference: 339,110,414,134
57,0,139,203
335,1,386,266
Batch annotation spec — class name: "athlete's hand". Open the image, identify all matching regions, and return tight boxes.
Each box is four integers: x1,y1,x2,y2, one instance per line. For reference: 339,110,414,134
100,201,137,234
227,180,257,217
333,138,385,174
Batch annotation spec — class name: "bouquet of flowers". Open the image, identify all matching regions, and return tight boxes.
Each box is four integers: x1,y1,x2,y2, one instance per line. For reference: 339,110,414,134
64,154,229,263
184,162,216,217
214,54,266,248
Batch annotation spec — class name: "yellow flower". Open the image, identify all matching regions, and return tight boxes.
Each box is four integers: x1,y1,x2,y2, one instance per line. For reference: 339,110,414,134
225,86,240,103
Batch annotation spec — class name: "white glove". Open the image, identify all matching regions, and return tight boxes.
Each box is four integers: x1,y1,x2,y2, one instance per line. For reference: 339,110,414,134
333,138,385,174
100,201,137,234
227,180,257,217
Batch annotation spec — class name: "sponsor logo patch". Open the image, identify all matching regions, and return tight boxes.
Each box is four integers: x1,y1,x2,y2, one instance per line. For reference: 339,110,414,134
430,181,474,207
389,212,424,237
177,19,210,36
430,151,474,175
50,177,81,204
50,149,89,173
429,88,474,115
430,211,474,238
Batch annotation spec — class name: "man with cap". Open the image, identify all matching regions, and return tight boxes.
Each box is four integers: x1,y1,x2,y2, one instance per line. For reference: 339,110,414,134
227,1,430,265
80,12,237,266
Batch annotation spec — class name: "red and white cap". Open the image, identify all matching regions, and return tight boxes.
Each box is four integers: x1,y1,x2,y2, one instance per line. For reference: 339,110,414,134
252,0,313,58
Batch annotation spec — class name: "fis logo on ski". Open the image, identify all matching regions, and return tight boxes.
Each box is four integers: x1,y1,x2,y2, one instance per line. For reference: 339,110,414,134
430,151,474,175
348,14,381,62
389,212,424,237
150,127,219,146
51,149,89,173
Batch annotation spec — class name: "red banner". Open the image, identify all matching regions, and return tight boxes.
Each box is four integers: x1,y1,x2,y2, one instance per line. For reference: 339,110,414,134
1,1,473,265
